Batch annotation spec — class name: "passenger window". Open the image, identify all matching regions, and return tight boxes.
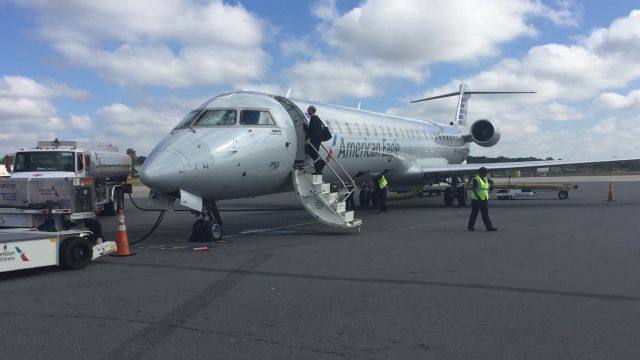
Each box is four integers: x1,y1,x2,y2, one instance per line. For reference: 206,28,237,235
354,123,361,136
394,128,399,138
386,126,392,138
194,109,237,126
372,125,378,137
335,121,343,133
345,123,352,135
240,110,275,125
363,124,370,136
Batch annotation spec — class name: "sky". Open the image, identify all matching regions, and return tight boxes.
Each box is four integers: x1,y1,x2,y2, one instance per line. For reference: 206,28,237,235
0,0,639,160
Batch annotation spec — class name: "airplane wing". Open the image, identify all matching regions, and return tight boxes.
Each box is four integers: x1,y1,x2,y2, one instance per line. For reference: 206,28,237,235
409,157,639,178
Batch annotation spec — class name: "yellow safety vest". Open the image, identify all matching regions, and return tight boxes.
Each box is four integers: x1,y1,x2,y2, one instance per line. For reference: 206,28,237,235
470,176,489,200
378,175,388,189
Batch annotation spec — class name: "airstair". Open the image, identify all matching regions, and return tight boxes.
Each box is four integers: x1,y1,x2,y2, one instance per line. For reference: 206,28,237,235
292,144,362,230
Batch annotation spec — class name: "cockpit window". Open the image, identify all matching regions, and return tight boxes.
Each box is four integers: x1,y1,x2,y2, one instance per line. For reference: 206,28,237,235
173,110,201,130
240,110,275,125
194,109,237,126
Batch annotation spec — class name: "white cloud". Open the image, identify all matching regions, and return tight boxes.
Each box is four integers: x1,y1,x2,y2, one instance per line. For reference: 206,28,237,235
96,103,187,154
594,91,640,110
387,10,640,159
0,76,93,155
69,114,94,130
288,59,427,101
322,0,567,64
311,0,339,21
17,0,270,88
288,0,577,101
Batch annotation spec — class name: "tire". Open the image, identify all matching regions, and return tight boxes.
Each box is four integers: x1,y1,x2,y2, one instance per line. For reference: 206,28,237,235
189,219,207,242
101,187,123,216
102,199,117,216
115,187,125,211
443,187,453,206
59,237,93,270
84,219,103,243
456,187,466,206
359,190,369,207
206,219,223,242
558,191,568,200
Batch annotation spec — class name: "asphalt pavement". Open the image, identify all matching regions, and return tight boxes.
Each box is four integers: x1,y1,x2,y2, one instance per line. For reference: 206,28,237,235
1,179,640,359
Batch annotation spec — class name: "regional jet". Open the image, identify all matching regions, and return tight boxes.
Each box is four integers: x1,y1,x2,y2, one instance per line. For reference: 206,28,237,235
140,84,635,241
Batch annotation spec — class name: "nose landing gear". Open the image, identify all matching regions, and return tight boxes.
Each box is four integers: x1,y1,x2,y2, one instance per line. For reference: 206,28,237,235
189,200,225,242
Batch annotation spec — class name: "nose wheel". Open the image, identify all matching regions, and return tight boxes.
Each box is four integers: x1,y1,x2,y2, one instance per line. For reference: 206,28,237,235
189,200,226,243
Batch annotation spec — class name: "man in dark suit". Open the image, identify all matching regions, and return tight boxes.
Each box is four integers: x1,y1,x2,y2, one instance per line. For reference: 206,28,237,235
305,105,325,175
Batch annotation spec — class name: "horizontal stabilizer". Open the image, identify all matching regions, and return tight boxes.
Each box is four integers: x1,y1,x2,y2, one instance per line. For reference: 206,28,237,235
411,90,535,103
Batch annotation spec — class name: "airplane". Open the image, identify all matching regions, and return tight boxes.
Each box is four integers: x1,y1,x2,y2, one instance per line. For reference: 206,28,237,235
140,84,637,241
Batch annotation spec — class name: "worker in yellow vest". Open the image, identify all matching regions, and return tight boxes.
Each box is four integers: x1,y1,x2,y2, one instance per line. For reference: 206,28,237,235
375,171,388,212
468,167,498,231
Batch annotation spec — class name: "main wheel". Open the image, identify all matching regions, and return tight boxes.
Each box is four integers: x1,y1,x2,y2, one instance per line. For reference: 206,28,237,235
359,190,369,207
59,237,93,270
456,187,467,206
443,187,453,206
558,190,568,200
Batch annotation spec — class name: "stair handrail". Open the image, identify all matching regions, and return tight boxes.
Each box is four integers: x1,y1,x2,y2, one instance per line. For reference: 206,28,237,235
304,143,357,199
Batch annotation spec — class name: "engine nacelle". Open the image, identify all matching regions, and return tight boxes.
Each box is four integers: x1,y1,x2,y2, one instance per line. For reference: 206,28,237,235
469,119,501,147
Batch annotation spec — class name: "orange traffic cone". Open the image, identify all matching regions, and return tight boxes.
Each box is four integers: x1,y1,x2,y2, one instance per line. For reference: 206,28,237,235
607,182,615,202
113,208,135,256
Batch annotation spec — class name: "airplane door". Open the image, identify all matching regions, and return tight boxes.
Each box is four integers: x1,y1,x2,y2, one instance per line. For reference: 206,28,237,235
274,96,307,163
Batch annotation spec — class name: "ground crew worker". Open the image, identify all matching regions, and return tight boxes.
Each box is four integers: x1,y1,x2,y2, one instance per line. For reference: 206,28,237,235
468,167,498,231
375,172,388,212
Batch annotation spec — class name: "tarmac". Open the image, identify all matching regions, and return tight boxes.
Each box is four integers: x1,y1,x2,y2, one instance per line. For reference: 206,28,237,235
1,177,640,359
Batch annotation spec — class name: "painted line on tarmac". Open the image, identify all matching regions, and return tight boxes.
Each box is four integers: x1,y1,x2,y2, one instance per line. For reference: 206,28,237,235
224,220,319,239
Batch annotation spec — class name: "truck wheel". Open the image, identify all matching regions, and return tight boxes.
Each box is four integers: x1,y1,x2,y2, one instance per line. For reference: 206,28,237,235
115,187,125,211
102,199,117,216
59,237,93,270
558,191,569,200
84,219,103,243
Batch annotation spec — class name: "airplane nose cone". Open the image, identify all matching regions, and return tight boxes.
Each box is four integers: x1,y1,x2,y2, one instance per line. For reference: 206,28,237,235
140,150,187,194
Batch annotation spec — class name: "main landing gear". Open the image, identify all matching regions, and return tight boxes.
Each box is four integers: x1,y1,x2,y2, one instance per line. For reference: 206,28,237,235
189,200,225,242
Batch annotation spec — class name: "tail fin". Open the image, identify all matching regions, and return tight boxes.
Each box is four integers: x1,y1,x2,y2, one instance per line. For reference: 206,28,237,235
456,84,471,127
410,83,535,127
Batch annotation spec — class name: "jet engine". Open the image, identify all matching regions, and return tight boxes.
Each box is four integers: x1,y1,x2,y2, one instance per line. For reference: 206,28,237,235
469,119,501,147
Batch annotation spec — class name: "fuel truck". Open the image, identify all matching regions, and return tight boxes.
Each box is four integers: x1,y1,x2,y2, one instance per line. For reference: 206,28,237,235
0,139,132,239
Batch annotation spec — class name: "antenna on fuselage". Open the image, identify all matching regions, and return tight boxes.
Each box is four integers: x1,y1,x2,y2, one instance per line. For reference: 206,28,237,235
357,101,361,110
410,83,535,127
284,88,292,98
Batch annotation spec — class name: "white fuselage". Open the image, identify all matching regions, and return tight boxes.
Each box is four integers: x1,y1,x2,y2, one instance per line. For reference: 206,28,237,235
141,91,471,200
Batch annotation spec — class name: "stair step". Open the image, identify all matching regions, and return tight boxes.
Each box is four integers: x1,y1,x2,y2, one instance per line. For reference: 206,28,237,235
315,183,330,194
341,210,354,222
320,192,339,203
331,201,346,213
312,174,323,185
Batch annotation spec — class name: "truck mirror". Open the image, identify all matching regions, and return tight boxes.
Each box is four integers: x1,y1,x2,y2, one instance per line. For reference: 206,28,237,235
4,156,12,173
84,154,91,168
